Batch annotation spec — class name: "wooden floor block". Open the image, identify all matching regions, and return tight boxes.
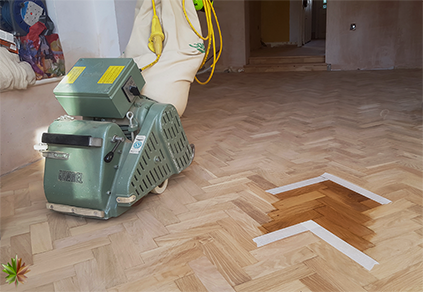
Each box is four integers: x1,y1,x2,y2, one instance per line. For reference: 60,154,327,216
30,222,53,254
300,273,341,292
234,263,314,292
189,256,236,292
175,273,208,292
262,210,323,233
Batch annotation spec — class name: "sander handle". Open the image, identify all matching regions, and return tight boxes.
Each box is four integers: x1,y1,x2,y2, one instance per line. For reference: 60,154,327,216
104,136,125,163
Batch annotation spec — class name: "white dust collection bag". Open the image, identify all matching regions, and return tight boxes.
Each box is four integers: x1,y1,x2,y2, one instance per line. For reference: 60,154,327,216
124,0,204,116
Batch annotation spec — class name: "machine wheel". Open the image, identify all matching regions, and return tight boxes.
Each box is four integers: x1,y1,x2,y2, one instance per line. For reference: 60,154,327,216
151,179,168,194
190,144,195,160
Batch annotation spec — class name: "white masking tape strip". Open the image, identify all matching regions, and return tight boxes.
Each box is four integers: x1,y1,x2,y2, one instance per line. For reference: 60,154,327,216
266,173,391,205
253,224,308,247
301,220,379,271
266,176,328,195
321,173,391,205
253,220,379,271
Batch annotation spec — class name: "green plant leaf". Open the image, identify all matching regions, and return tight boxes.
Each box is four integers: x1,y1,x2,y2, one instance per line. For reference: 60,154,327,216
11,256,17,272
5,274,16,284
2,264,15,275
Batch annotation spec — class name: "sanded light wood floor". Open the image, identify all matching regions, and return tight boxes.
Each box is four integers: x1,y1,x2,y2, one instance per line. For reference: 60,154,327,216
1,69,422,291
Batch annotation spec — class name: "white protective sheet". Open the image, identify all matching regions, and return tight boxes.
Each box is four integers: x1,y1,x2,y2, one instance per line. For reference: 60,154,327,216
124,0,204,116
0,47,36,92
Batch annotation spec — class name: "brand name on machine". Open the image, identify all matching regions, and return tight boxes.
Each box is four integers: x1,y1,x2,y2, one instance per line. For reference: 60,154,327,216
58,170,83,184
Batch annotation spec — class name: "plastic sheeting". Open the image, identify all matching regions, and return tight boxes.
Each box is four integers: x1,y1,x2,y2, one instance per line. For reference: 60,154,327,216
124,0,204,116
0,47,36,92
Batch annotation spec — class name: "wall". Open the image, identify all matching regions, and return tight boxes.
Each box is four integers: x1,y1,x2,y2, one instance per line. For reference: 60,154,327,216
289,0,302,45
215,0,248,71
326,1,422,70
393,2,422,68
261,0,290,44
46,0,117,70
114,0,138,55
46,0,136,70
1,82,65,175
248,1,262,51
199,0,248,71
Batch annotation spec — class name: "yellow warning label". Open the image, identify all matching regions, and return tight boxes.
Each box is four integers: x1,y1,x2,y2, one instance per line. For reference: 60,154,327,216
66,66,85,84
98,66,125,84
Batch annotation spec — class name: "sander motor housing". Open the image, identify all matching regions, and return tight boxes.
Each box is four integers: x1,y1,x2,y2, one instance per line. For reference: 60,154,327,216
38,58,194,219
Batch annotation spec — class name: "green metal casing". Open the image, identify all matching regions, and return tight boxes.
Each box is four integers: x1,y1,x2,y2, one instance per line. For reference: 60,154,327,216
53,58,145,118
44,120,124,212
44,102,193,219
43,58,194,219
109,102,194,218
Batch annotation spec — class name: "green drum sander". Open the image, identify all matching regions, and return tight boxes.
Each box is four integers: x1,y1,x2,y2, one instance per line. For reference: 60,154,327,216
35,58,194,219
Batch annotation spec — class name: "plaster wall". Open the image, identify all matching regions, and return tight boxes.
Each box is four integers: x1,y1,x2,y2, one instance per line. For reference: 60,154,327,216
200,0,247,71
326,1,422,70
393,2,422,68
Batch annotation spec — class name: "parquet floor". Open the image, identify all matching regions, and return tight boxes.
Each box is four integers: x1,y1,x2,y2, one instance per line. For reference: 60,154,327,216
1,69,422,291
261,180,381,251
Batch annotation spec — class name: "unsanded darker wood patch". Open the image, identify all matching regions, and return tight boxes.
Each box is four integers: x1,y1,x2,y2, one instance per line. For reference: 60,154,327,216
260,181,382,251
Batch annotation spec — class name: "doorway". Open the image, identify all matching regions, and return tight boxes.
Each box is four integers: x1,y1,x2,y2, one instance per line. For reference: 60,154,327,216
248,0,327,59
294,0,327,47
312,0,327,41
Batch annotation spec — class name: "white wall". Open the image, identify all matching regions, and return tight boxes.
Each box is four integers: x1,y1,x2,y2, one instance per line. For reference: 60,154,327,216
114,0,138,55
45,0,137,70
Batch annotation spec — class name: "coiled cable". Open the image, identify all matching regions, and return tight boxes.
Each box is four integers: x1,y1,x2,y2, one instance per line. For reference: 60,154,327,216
183,0,222,85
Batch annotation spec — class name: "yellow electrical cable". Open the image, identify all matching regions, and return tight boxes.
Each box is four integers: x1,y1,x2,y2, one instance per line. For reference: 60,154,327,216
152,0,157,15
183,0,222,85
142,0,222,83
141,54,160,71
141,0,164,71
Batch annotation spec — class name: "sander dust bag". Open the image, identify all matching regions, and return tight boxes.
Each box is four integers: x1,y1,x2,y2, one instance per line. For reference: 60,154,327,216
124,0,204,116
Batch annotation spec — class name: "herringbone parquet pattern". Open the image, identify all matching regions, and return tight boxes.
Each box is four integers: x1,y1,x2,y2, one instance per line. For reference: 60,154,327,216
260,181,382,252
1,69,422,291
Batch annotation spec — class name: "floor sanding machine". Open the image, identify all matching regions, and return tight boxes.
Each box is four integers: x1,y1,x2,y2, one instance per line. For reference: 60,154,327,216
36,58,194,219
